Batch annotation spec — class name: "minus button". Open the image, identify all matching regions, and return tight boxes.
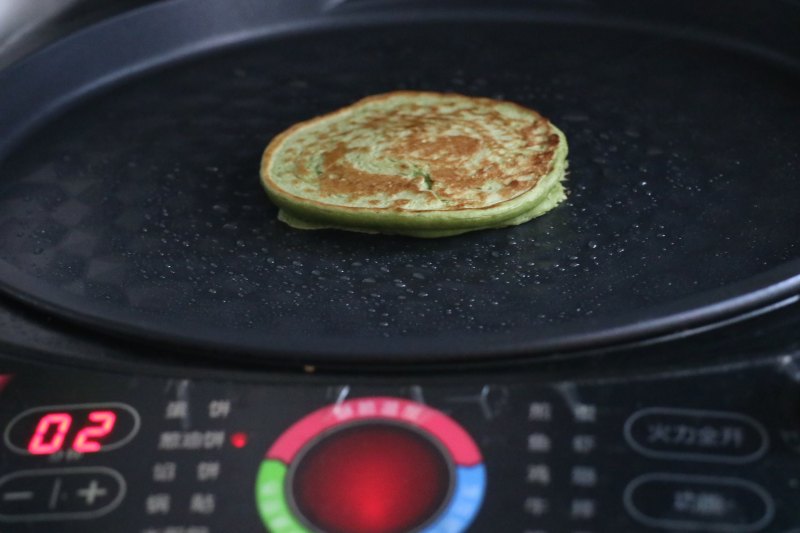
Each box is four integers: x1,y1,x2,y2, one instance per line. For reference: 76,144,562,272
2,492,34,502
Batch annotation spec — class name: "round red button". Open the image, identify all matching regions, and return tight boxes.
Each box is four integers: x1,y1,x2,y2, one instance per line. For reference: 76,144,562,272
291,423,452,533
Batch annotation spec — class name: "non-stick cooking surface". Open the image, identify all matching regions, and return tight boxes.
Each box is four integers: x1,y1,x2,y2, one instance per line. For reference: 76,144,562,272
0,2,799,362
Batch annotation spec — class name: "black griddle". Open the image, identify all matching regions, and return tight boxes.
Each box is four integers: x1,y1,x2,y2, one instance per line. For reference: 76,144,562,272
0,0,798,363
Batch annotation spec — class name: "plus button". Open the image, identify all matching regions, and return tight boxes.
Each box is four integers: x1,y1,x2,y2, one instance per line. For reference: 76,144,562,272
76,479,108,506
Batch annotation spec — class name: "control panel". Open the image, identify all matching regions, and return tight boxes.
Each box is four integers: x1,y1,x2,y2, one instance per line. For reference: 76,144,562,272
1,354,800,532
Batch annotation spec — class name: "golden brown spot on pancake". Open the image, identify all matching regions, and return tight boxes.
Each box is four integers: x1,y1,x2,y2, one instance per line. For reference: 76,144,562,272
406,135,481,160
319,143,413,198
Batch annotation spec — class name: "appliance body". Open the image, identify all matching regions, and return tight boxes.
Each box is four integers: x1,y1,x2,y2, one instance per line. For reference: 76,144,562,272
2,302,800,532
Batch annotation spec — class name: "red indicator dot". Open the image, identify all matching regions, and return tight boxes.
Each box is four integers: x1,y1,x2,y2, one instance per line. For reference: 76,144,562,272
230,432,248,449
291,423,451,533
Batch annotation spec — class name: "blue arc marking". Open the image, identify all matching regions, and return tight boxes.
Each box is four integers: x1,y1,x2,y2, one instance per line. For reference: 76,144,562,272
421,464,486,533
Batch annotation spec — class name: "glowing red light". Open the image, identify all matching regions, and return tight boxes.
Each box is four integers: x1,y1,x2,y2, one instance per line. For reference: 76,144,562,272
0,374,12,393
292,424,450,533
73,411,117,453
28,413,72,455
230,432,248,448
26,410,118,455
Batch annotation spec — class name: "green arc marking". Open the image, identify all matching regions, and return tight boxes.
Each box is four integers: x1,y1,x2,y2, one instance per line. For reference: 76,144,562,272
255,460,311,533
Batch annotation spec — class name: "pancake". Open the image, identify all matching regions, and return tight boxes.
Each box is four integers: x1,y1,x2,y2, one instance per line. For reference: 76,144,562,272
260,91,568,237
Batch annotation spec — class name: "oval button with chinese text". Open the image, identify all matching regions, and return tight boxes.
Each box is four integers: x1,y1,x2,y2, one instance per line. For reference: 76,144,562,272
624,407,768,463
624,473,774,532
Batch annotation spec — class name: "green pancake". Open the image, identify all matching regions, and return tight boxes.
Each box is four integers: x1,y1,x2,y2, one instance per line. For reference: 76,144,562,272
260,91,568,237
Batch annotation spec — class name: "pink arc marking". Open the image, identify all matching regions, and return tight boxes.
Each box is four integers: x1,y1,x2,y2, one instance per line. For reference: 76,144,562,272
267,397,482,466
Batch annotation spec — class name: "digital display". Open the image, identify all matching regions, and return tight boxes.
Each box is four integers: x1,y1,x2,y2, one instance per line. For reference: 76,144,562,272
4,403,140,456
27,410,117,454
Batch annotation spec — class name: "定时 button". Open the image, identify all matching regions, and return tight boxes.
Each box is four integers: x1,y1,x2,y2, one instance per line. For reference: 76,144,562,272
624,473,774,532
0,467,125,522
